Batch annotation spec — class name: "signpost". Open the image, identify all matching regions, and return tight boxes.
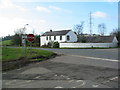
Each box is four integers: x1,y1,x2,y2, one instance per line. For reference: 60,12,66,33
22,35,27,47
27,34,35,54
27,34,35,42
22,35,27,55
22,34,35,55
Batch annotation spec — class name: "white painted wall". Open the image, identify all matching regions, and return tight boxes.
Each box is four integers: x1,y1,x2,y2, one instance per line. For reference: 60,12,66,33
40,31,77,46
40,36,47,46
66,31,77,42
40,35,66,46
60,42,118,48
112,37,118,43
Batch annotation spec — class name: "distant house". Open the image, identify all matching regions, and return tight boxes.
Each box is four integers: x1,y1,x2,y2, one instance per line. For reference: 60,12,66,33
60,36,118,48
80,36,118,43
40,30,77,46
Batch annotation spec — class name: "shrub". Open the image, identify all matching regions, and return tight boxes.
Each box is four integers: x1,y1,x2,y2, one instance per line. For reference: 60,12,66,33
81,39,86,43
41,44,47,48
47,41,53,48
53,42,59,48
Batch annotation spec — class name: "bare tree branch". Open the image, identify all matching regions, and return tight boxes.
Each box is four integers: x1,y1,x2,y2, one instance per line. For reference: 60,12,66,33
98,23,106,36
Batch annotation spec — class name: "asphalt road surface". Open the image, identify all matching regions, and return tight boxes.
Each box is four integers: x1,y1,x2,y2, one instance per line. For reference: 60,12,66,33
2,48,119,88
38,48,118,60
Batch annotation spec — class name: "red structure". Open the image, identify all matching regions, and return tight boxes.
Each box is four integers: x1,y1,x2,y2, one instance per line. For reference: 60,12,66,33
27,34,35,42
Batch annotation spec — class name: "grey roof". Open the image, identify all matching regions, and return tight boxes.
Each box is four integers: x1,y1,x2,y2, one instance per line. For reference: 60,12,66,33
41,30,71,36
80,36,115,43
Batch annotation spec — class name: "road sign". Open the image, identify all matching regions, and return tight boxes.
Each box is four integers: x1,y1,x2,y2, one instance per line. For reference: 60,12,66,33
27,34,35,42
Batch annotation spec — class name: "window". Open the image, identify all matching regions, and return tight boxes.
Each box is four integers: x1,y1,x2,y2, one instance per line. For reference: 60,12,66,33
46,36,48,40
60,36,62,40
54,36,56,40
67,35,70,41
49,36,51,40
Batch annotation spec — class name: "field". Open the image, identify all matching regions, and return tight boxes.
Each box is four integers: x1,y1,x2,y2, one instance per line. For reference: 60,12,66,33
0,40,12,46
2,47,56,71
2,47,55,61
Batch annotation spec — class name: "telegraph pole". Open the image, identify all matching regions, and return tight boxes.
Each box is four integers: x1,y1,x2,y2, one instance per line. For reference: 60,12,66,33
90,12,92,36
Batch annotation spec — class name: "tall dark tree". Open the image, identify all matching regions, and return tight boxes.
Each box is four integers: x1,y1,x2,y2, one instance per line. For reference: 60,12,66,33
11,28,26,46
31,35,40,47
98,23,106,36
2,35,13,41
11,34,22,46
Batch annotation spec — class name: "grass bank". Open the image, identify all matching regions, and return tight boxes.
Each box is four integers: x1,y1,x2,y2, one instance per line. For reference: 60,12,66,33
0,40,12,46
2,47,57,71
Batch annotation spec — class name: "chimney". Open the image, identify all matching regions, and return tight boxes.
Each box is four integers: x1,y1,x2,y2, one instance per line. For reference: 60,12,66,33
50,29,52,32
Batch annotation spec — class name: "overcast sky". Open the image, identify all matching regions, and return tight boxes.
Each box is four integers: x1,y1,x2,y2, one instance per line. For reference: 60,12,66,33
0,0,118,37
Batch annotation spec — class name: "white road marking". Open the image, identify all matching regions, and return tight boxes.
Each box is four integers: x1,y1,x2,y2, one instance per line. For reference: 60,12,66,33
71,55,119,62
76,80,83,82
67,78,70,80
54,86,63,88
92,84,99,87
110,76,118,80
35,76,41,79
71,87,76,88
102,76,118,84
102,80,110,84
60,75,67,78
54,74,58,77
77,81,86,87
26,80,33,83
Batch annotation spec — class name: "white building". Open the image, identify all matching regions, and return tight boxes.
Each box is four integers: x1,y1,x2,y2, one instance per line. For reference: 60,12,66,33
40,30,77,46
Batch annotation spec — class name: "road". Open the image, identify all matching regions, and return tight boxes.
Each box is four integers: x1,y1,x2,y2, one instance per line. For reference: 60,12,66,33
36,48,118,60
2,48,119,88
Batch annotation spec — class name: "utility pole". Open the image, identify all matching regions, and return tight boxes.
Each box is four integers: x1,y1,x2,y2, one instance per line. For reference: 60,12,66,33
90,12,92,36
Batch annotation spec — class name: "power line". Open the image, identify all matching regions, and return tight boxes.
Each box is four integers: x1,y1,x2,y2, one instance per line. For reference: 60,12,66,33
90,12,92,35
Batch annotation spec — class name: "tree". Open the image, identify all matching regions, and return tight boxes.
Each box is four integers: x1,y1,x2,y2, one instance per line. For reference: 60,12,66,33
110,28,120,46
74,21,84,42
31,35,40,47
14,28,26,35
98,23,106,36
11,34,22,46
2,35,13,41
11,27,26,46
74,21,84,35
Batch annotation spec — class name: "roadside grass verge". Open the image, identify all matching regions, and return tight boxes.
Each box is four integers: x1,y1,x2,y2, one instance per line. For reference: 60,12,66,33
2,47,22,61
2,47,57,71
2,47,55,61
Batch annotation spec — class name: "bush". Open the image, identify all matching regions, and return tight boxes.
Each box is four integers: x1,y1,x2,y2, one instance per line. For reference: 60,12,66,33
47,42,52,48
41,44,47,48
53,42,59,48
11,34,22,46
81,38,86,43
41,41,59,48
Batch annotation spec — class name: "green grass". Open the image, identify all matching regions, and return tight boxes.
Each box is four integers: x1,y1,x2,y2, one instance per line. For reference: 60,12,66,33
0,40,12,46
2,47,22,61
2,47,54,61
